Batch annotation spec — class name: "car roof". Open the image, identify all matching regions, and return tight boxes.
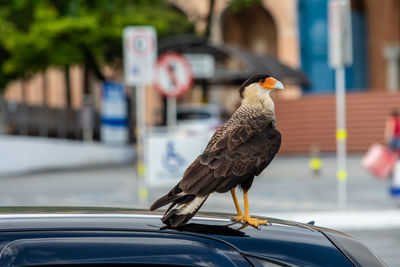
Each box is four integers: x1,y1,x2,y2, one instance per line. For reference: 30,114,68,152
0,206,343,235
0,207,352,266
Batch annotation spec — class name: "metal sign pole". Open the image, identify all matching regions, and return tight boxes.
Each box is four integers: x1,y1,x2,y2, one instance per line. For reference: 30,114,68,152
135,84,148,206
123,26,156,207
328,0,352,209
167,97,177,131
335,67,347,209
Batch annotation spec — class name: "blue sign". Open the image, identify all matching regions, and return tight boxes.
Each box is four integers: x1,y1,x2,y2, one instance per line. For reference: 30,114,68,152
101,81,128,143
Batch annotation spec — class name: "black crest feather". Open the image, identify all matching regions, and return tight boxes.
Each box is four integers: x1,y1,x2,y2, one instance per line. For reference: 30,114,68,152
239,74,270,98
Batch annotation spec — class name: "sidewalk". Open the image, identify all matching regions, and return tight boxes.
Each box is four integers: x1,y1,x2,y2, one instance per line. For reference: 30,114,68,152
0,136,134,177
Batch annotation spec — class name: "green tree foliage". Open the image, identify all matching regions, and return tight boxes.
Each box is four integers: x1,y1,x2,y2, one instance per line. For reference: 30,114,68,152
228,0,261,12
0,0,194,90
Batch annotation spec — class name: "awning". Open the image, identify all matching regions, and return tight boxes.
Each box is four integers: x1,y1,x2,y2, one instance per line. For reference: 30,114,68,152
158,35,311,87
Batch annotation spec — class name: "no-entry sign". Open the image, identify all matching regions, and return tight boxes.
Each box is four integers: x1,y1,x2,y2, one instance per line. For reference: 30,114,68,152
154,53,193,98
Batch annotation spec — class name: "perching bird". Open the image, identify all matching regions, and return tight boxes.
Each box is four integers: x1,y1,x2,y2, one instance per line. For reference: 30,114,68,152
150,74,283,227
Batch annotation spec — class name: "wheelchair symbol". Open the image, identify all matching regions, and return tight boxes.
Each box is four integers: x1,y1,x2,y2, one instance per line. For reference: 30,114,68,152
162,141,186,173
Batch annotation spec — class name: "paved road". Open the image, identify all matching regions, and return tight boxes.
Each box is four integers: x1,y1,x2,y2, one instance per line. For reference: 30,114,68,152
0,155,399,265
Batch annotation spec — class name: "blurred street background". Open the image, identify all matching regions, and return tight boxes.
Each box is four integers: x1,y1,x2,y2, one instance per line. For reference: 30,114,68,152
0,0,400,265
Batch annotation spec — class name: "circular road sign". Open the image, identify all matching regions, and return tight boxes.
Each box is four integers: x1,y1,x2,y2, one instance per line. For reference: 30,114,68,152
154,53,193,98
125,29,156,58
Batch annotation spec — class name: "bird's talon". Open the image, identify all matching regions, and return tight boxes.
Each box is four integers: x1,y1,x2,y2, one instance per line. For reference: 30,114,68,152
232,215,245,222
231,215,268,228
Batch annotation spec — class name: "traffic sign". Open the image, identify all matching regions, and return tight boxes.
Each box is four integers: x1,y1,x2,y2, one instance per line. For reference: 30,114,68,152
328,0,352,209
154,53,193,98
145,131,210,186
101,81,128,144
328,0,352,68
184,53,215,79
123,26,157,86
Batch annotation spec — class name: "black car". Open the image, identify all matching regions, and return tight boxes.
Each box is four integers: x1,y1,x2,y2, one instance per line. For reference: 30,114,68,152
0,207,386,267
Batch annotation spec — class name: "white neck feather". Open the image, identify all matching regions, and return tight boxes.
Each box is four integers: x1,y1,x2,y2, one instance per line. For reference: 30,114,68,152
241,84,275,112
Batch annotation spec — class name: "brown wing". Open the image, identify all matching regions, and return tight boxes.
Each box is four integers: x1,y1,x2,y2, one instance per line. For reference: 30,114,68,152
179,115,281,196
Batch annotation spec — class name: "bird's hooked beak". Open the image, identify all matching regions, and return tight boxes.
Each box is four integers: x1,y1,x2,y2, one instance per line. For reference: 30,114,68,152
259,77,284,90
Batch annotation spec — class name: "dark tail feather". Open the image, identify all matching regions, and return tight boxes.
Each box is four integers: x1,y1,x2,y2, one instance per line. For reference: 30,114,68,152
162,194,209,227
150,184,183,211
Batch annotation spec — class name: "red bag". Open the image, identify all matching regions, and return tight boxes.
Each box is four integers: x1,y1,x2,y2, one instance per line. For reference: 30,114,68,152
362,143,398,179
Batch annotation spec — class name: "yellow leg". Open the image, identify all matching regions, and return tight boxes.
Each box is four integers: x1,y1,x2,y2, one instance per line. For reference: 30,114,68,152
232,189,268,227
230,188,243,217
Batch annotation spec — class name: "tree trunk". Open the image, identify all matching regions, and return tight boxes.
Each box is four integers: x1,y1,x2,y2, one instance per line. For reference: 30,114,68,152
201,0,215,103
19,80,27,135
83,63,90,95
40,71,48,137
205,0,215,39
82,63,93,141
65,65,72,108
80,48,105,141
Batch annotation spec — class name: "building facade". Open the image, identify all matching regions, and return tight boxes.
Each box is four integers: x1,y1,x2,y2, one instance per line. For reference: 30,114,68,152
298,0,400,93
173,0,399,93
3,0,400,152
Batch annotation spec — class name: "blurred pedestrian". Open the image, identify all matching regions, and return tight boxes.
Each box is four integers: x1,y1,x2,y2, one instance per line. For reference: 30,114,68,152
384,109,400,154
383,109,400,200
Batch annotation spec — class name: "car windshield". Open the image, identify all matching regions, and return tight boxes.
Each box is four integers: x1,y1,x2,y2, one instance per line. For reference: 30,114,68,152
0,1,398,265
177,111,212,120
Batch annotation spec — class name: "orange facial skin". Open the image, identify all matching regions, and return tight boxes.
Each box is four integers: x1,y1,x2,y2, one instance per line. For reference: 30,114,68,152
259,77,278,89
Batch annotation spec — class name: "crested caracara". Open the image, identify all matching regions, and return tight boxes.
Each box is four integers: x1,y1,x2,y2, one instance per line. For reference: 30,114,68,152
150,74,283,227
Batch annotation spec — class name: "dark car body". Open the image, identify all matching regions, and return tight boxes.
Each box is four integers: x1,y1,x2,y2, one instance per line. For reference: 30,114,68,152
0,207,386,267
